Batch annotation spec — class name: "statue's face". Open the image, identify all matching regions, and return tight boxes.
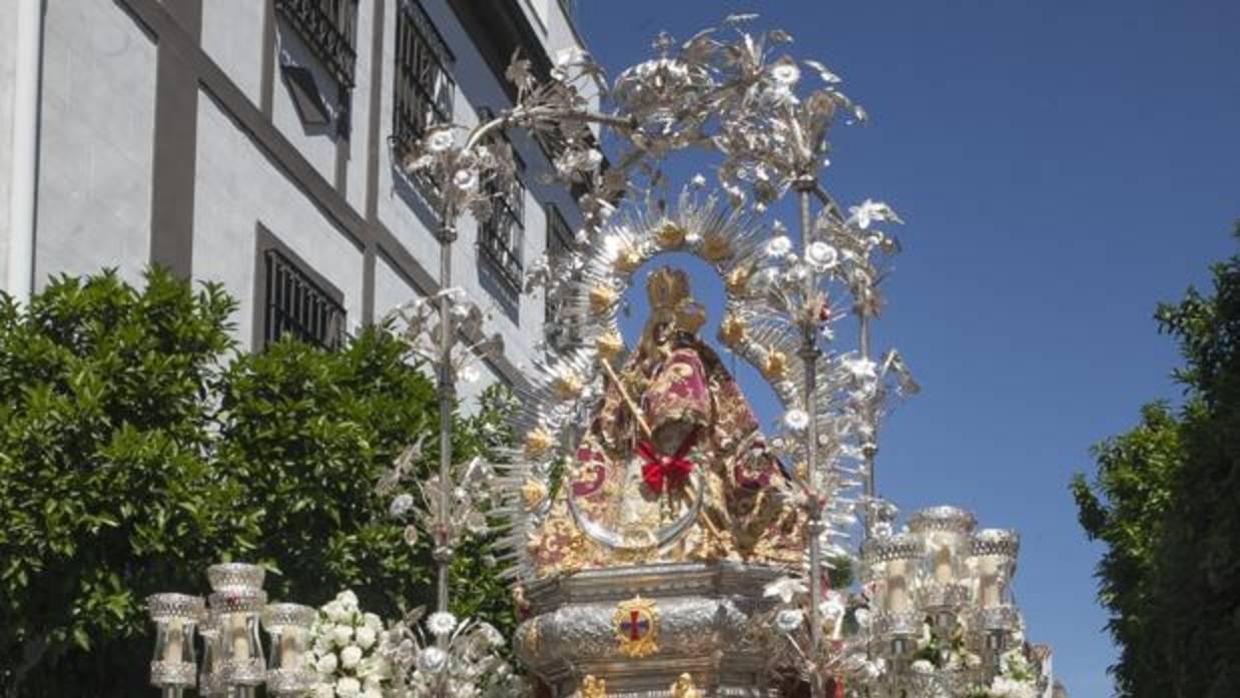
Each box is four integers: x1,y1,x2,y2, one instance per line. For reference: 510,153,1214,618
653,321,671,345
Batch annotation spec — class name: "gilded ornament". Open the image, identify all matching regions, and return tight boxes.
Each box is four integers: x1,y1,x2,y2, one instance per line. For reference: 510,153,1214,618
553,370,584,401
654,220,687,248
520,479,547,511
523,428,555,458
670,673,703,698
596,330,624,359
614,246,643,273
718,314,747,347
579,675,607,698
724,265,752,296
613,596,659,658
589,284,618,315
762,350,788,381
699,232,733,263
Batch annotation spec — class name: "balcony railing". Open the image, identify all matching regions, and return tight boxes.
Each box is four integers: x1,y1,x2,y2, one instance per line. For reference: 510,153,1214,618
276,0,359,88
263,248,346,351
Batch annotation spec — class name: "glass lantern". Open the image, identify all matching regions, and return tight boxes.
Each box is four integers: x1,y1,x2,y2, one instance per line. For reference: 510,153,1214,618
262,602,317,695
968,528,1022,679
968,528,1020,610
198,612,225,697
909,506,976,633
206,563,268,690
147,593,205,695
862,532,924,661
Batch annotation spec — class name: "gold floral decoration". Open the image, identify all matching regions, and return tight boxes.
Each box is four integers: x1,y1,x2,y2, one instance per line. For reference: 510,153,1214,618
670,673,703,698
552,370,584,400
596,330,624,359
724,264,752,296
614,246,643,273
520,479,548,511
579,675,607,698
523,427,555,458
589,284,618,315
762,350,788,381
654,220,687,248
718,313,747,347
699,231,732,263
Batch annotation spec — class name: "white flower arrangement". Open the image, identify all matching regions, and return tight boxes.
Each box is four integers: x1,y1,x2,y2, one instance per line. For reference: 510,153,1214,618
309,591,394,698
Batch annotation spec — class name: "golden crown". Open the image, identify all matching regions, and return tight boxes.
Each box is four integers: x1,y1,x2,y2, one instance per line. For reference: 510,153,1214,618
645,267,692,311
644,267,705,335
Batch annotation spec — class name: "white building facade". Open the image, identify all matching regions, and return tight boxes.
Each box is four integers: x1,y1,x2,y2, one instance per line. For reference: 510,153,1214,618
0,0,588,394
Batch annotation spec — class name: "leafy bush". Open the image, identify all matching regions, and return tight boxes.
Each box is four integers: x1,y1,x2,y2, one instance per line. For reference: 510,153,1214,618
0,269,513,696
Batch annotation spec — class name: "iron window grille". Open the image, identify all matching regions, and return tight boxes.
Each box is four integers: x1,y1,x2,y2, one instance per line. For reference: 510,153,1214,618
263,248,346,350
393,0,455,207
544,202,573,317
275,0,360,88
479,175,526,294
544,202,582,349
476,108,525,294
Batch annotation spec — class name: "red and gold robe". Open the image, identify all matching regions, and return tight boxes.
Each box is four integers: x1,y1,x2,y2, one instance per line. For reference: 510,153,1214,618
527,337,804,576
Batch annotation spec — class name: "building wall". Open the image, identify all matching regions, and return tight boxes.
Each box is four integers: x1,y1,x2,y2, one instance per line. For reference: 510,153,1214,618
34,0,156,285
192,90,364,345
2,0,591,393
0,7,17,285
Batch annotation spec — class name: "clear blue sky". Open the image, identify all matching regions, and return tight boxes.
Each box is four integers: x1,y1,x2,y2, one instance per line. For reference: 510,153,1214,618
576,1,1240,695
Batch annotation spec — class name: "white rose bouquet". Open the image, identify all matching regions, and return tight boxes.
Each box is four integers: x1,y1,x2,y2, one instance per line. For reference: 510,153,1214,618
309,590,394,698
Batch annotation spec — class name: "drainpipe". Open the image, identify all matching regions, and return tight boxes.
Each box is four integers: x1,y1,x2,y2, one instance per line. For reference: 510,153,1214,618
7,0,44,304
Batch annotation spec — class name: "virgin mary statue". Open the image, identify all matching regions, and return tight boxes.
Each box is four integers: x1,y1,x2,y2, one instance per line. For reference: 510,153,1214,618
527,267,804,577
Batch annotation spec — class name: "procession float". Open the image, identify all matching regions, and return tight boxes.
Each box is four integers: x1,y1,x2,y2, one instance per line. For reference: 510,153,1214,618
143,13,1054,698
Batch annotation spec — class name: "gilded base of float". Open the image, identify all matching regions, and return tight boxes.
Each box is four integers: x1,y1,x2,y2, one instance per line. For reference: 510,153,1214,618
515,561,793,697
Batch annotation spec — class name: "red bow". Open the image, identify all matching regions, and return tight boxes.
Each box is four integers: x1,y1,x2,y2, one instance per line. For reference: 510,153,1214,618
637,436,697,494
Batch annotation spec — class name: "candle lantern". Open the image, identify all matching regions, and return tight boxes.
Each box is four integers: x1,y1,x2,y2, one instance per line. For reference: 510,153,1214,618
909,506,975,631
863,532,924,657
206,563,268,689
147,593,205,695
263,602,317,695
969,528,1019,610
969,529,1021,680
198,613,226,697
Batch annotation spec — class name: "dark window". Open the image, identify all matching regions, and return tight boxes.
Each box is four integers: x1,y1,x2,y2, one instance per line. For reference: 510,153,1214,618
544,202,573,320
393,1,455,158
263,248,346,350
475,107,525,296
544,202,582,349
275,0,360,88
479,174,525,295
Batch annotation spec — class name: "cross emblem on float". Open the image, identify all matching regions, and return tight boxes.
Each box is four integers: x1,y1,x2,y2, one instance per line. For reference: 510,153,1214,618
612,596,659,658
620,609,649,641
